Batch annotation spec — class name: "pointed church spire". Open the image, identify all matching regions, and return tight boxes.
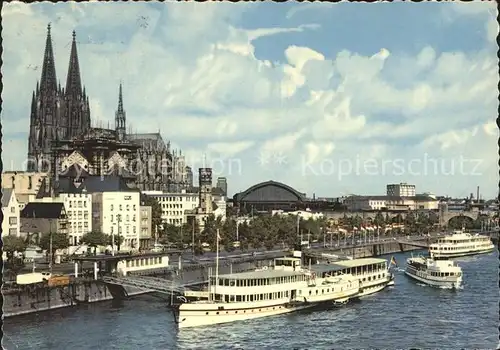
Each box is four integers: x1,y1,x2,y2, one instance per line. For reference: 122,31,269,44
40,23,58,94
65,30,83,98
115,81,126,140
118,82,124,114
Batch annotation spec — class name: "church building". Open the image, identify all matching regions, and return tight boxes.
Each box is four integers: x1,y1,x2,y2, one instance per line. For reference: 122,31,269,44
26,24,193,193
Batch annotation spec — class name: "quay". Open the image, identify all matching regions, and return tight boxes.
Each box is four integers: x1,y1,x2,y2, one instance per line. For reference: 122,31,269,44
4,230,497,318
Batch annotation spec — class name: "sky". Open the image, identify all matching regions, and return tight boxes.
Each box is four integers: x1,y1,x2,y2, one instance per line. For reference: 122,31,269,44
2,2,498,199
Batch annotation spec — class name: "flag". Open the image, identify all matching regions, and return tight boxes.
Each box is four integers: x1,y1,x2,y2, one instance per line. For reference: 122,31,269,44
390,256,398,267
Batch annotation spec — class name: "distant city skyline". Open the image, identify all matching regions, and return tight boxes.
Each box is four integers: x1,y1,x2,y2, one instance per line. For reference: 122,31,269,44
2,2,498,198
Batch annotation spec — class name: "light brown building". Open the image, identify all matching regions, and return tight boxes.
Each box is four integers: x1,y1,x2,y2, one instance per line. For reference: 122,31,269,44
2,171,49,209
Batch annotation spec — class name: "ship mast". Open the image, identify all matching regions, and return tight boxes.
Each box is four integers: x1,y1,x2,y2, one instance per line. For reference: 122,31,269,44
215,229,220,300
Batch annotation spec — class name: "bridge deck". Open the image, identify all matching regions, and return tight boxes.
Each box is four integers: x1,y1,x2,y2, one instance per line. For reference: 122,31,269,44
101,276,207,295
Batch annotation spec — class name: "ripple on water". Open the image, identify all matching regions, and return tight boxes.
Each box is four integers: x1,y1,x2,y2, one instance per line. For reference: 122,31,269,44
4,250,498,350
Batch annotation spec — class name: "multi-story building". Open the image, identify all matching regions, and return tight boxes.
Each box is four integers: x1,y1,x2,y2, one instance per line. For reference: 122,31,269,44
20,202,68,242
2,189,20,237
92,191,141,252
216,177,228,196
139,205,153,249
1,171,49,209
386,183,416,197
345,194,438,211
344,196,388,211
213,196,227,222
34,193,92,246
145,190,199,226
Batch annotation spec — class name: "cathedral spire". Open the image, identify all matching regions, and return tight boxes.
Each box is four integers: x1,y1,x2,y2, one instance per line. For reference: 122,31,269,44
40,23,58,94
65,30,83,98
115,81,127,140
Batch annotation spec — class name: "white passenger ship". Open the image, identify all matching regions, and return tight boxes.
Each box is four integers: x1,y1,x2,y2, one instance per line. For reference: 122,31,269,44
428,230,494,260
176,257,360,329
405,255,462,289
314,257,395,297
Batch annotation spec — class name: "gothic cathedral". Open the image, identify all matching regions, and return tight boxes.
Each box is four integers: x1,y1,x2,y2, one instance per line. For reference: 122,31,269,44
27,24,193,192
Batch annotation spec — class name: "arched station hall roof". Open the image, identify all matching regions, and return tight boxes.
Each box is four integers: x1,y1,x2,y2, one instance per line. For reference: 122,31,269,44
234,180,306,203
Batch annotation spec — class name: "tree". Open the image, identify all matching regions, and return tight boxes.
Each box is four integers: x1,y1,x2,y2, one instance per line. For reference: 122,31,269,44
142,195,163,234
81,231,107,255
105,234,124,248
39,231,70,263
3,235,26,263
374,212,385,227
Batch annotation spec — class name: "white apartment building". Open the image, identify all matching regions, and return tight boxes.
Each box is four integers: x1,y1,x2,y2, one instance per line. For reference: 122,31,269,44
386,183,416,197
145,190,199,226
2,188,20,236
34,193,93,246
92,191,141,251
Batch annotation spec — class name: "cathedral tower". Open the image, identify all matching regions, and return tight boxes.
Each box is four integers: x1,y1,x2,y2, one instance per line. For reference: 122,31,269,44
62,30,90,139
115,82,126,141
27,24,63,172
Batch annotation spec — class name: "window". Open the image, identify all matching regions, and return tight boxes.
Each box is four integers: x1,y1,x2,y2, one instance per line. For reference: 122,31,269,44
133,226,136,234
110,204,114,211
9,217,17,225
9,228,17,235
10,207,15,213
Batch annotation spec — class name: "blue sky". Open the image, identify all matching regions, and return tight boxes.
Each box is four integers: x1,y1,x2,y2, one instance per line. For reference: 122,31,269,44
2,2,498,198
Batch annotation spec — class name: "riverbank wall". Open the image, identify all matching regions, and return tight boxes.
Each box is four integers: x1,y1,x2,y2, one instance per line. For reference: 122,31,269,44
2,257,275,318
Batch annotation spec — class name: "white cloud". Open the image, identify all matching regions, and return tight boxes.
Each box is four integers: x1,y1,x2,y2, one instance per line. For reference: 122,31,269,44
2,2,497,197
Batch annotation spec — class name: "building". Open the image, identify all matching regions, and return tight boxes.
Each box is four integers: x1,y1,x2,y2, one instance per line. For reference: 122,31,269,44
92,191,141,252
26,25,191,192
233,180,306,212
144,190,199,226
344,196,389,211
27,27,91,173
20,202,68,241
2,189,20,236
216,177,228,196
1,172,49,209
386,183,416,197
185,166,194,188
139,205,153,249
213,196,227,222
34,193,92,246
345,195,439,211
272,209,324,221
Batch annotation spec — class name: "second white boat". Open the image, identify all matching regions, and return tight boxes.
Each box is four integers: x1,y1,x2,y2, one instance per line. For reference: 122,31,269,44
405,255,462,289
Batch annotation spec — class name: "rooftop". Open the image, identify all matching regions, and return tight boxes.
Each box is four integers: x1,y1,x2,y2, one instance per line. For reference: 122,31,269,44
72,251,182,262
1,188,14,207
55,176,137,194
21,202,66,219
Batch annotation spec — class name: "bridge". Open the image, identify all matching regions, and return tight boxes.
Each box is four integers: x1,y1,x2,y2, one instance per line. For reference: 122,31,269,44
324,209,484,226
395,239,430,249
101,275,207,295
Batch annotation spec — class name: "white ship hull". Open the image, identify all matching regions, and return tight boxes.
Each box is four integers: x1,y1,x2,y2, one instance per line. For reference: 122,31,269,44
177,299,315,329
357,275,394,298
431,247,494,260
404,270,461,289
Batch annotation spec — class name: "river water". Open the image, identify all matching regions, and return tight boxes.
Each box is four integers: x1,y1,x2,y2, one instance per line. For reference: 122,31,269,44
3,250,498,350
